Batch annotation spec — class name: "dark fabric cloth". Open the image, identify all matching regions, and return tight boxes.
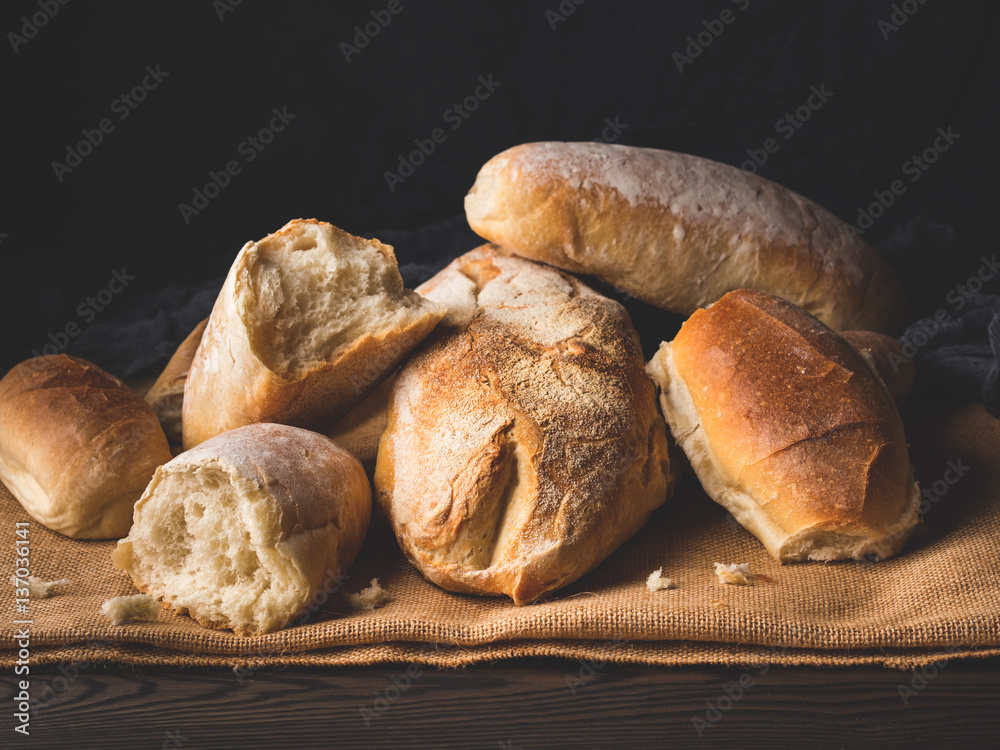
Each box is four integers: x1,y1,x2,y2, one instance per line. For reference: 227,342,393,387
902,294,1000,415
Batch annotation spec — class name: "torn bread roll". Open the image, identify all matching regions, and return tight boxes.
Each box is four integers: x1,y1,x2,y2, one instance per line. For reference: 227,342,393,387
646,289,920,562
144,318,208,445
840,330,915,406
112,423,370,636
375,244,674,605
465,142,907,333
0,354,172,539
182,218,444,449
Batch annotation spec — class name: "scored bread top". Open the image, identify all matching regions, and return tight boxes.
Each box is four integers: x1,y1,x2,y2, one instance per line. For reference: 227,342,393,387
376,244,673,604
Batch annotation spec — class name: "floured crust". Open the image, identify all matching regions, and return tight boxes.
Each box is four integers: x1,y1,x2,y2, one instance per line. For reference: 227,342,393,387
0,354,172,539
375,244,674,605
182,219,444,449
466,142,907,333
112,423,371,636
646,290,921,563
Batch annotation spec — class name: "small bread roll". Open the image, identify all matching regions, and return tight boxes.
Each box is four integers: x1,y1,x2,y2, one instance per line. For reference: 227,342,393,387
840,330,915,406
112,423,371,636
182,219,444,449
0,354,172,539
465,142,907,333
646,289,921,562
376,245,674,605
144,318,208,445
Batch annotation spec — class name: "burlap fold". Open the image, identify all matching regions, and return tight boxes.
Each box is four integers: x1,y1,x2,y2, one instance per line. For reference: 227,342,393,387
3,401,998,669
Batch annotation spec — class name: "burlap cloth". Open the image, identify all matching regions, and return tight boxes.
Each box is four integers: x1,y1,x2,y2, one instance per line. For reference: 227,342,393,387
3,397,999,670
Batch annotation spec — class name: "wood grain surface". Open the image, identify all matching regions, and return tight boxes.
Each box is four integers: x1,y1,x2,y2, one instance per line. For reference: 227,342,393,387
4,660,1000,749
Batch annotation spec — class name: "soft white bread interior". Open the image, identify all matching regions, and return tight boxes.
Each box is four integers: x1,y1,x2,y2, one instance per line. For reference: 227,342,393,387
0,354,172,539
646,289,921,562
182,219,444,449
466,142,908,333
112,423,371,636
144,318,208,445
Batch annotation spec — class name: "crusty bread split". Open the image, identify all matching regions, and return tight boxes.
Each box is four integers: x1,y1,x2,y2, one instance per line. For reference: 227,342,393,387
112,423,371,636
375,244,674,605
466,142,907,333
0,355,172,539
144,318,208,445
182,218,444,449
646,289,921,563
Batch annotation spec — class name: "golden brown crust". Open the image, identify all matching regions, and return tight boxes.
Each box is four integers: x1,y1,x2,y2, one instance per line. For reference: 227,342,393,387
465,142,908,333
143,318,208,445
182,219,443,449
0,354,172,539
840,330,915,407
647,290,920,562
375,245,674,605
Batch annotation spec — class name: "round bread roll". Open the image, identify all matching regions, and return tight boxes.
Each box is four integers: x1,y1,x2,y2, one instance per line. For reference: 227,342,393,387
375,244,674,605
182,218,443,449
112,423,371,636
0,354,172,539
646,289,921,562
465,142,908,333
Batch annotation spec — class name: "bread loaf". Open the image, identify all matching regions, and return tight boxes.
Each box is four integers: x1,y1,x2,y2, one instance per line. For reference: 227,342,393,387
646,290,920,562
465,142,908,333
0,354,172,539
182,219,444,449
144,318,208,445
112,423,371,636
840,330,915,406
375,244,674,605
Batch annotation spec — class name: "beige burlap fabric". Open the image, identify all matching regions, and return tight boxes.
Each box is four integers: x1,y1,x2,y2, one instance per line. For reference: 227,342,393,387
2,400,998,669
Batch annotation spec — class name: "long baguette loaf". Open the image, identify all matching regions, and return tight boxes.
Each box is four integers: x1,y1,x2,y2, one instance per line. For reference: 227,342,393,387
466,142,907,333
646,289,920,562
0,354,172,539
375,244,674,605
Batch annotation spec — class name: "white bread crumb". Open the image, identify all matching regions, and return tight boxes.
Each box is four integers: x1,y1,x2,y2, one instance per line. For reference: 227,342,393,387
348,578,391,611
101,594,160,625
714,562,750,585
11,575,70,599
645,568,675,591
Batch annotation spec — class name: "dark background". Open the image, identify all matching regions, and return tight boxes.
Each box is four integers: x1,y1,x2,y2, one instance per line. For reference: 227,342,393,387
2,0,997,377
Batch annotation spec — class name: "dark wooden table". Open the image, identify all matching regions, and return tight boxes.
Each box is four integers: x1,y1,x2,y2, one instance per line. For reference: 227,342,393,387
5,657,1000,749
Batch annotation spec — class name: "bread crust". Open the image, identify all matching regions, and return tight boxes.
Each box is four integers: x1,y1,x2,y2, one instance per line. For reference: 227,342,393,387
375,245,674,605
112,423,371,636
840,330,915,406
182,219,443,449
466,142,908,333
0,354,172,539
144,318,208,445
647,290,920,562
